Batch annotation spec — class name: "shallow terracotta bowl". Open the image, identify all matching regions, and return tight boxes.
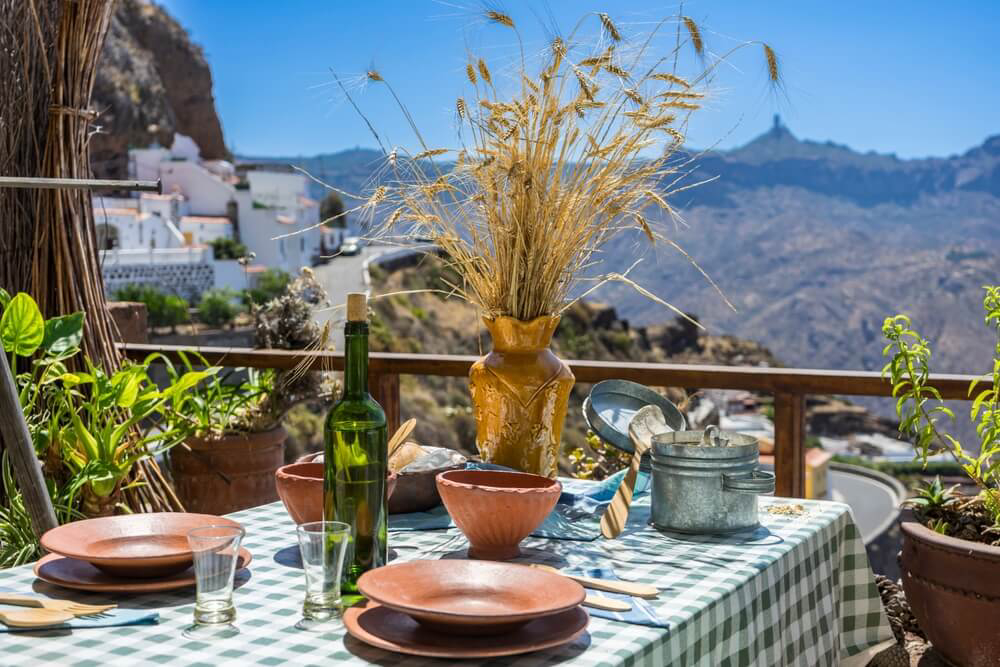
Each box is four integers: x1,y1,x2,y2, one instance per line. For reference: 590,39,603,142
40,513,241,578
357,559,584,635
275,462,397,524
436,469,561,560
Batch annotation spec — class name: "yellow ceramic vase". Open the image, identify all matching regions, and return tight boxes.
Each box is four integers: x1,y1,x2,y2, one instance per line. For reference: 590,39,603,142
469,315,575,478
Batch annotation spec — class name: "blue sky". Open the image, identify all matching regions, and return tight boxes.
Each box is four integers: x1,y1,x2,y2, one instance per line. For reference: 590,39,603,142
159,1,998,159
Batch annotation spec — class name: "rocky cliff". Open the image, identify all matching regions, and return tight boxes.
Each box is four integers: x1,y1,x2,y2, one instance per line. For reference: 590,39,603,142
91,0,226,178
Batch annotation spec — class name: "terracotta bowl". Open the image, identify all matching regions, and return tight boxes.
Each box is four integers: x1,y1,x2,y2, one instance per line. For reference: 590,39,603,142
436,469,561,560
275,462,398,524
357,559,584,636
40,513,241,578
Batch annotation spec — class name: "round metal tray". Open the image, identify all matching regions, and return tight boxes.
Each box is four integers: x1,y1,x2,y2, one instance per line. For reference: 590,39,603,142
582,379,686,462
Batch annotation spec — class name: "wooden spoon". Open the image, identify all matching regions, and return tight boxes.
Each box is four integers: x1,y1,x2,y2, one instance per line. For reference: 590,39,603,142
599,405,669,539
0,608,74,628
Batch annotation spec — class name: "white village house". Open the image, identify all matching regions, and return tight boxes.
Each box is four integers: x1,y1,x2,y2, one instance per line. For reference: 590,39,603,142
94,134,327,300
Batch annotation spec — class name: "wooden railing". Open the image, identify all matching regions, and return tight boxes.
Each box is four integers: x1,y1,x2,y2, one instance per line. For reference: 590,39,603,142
120,343,989,499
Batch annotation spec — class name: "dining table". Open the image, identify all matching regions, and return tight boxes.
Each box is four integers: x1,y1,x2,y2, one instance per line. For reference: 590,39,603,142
0,480,893,666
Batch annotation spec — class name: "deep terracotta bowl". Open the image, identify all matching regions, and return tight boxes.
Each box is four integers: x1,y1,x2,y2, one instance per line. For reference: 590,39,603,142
40,513,241,578
275,462,397,524
357,559,584,636
436,469,561,560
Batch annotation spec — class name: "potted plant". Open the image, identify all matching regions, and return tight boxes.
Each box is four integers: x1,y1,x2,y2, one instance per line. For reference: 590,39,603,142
0,291,207,519
163,270,333,514
360,10,779,477
881,285,1000,667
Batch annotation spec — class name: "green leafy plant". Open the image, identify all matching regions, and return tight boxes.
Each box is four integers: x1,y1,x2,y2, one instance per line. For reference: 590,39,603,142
154,350,274,437
114,284,189,331
0,292,211,518
906,477,960,511
882,285,1000,524
197,288,240,328
209,237,248,260
0,452,82,567
55,358,210,512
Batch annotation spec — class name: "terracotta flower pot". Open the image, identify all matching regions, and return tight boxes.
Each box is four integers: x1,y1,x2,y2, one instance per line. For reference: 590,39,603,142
436,469,561,560
900,514,1000,667
170,426,287,515
275,461,397,524
468,315,574,478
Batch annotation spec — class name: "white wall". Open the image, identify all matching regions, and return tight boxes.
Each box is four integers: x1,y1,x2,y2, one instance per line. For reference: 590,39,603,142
245,171,308,208
213,260,249,292
179,217,233,246
159,161,235,216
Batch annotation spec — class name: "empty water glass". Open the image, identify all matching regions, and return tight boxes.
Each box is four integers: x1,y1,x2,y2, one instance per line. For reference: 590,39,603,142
296,521,350,631
184,525,245,639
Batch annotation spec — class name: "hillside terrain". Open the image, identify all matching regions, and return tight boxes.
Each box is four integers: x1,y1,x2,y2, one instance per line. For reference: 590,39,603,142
92,0,227,178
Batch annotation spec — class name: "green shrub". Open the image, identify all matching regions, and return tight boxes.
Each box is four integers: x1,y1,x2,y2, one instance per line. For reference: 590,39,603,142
209,237,248,260
113,284,189,330
198,288,240,328
243,269,291,306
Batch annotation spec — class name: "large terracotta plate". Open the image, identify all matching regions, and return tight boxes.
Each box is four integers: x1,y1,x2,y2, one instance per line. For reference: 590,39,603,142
357,560,584,635
40,513,241,578
345,601,588,658
33,548,252,593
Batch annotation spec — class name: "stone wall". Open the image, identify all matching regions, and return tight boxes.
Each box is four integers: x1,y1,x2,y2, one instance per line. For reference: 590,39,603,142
103,262,213,301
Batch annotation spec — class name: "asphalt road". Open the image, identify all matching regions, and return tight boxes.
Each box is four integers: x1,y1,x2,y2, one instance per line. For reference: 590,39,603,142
312,245,382,350
828,467,902,544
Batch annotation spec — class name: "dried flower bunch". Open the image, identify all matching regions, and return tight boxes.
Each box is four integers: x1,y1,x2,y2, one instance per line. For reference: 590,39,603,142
352,10,780,321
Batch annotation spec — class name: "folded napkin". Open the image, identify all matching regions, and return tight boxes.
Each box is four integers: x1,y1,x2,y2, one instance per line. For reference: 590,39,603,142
563,567,669,629
0,606,159,633
387,463,652,541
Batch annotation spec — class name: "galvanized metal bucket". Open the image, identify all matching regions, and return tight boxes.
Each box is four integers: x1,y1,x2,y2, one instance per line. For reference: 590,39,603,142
650,426,775,534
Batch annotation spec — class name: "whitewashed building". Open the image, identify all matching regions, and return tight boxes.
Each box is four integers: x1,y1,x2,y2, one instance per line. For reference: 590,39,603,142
96,134,323,300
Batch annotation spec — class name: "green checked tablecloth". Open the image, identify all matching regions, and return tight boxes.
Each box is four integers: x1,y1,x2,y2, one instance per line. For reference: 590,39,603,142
0,487,891,666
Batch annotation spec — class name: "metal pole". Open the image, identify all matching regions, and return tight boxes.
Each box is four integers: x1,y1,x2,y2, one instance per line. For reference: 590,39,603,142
0,176,162,194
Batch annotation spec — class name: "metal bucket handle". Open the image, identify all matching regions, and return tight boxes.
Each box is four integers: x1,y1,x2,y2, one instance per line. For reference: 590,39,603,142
723,470,776,495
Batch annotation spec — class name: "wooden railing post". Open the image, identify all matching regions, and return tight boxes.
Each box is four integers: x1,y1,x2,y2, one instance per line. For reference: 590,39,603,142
370,372,400,437
773,391,806,498
0,352,57,539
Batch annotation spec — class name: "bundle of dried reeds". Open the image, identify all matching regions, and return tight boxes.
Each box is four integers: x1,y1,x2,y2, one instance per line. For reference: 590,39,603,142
355,11,780,322
0,0,181,513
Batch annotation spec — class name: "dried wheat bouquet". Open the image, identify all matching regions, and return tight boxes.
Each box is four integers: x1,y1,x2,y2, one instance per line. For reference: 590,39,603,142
350,10,779,322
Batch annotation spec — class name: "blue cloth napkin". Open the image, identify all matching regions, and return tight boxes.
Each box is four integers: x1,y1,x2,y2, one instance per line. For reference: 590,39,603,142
563,567,669,629
0,605,159,632
387,463,652,541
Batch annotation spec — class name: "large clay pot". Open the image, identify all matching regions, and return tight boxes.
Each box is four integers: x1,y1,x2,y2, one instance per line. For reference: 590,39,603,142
170,427,287,515
468,315,574,478
900,514,1000,667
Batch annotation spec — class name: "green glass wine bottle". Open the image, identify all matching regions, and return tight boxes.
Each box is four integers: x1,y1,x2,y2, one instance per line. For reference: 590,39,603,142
324,292,388,598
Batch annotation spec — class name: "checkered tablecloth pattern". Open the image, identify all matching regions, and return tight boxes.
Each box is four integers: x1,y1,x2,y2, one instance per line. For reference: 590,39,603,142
0,489,891,666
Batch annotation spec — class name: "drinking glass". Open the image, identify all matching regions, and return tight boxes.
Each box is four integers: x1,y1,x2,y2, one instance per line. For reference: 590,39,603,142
183,525,245,639
296,521,350,631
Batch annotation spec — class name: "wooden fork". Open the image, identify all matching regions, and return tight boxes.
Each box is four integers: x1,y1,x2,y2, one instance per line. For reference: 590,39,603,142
0,593,116,616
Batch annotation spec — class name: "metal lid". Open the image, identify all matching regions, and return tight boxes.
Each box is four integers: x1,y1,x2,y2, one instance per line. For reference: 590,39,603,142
652,426,759,460
583,380,685,455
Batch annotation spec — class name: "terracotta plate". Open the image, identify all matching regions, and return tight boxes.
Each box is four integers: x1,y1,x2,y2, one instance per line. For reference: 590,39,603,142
345,601,588,658
357,560,585,635
33,548,252,593
40,513,241,578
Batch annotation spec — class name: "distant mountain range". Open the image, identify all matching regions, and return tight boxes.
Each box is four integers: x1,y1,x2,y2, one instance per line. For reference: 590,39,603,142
245,118,1000,385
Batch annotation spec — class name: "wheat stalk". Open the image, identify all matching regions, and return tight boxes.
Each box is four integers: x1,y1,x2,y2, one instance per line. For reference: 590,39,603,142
338,9,780,322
